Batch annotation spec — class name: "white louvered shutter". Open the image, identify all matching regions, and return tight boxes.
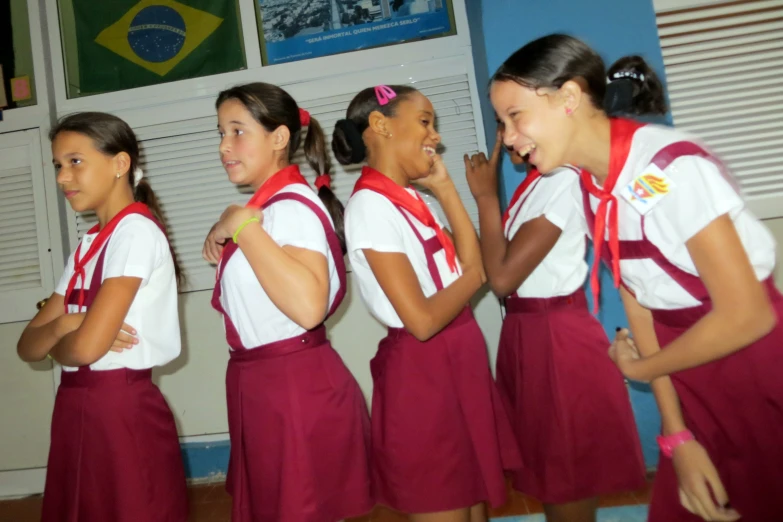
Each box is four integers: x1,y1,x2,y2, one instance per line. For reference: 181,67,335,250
75,73,483,293
656,0,783,218
0,129,54,323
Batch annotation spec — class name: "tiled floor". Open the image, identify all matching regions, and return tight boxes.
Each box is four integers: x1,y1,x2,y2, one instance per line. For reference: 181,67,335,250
0,478,653,522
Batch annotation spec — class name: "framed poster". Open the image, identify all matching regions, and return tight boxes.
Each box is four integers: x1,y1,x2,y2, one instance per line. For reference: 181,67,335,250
58,0,246,98
258,0,455,65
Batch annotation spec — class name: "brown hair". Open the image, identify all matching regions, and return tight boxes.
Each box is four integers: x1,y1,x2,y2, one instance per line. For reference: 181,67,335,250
216,83,346,253
493,34,667,117
49,112,185,286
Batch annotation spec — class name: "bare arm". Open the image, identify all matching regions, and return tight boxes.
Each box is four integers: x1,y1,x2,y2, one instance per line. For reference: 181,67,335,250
364,249,483,341
210,204,331,330
629,215,775,381
618,287,742,522
466,135,560,297
479,204,561,298
435,182,483,273
236,223,329,330
361,156,484,341
619,286,687,435
50,277,142,367
18,294,68,362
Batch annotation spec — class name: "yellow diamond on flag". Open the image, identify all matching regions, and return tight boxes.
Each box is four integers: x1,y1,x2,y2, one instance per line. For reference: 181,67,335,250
95,0,223,77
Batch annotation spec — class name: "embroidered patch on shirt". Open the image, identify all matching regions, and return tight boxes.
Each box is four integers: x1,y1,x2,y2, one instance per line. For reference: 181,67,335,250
621,164,675,215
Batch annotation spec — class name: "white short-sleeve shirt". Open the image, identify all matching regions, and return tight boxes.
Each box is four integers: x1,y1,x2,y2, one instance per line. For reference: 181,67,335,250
504,167,588,298
345,187,462,328
218,184,341,348
54,214,181,371
584,124,776,309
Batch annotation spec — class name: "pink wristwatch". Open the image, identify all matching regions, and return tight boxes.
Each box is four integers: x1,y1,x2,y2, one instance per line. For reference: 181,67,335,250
657,429,695,458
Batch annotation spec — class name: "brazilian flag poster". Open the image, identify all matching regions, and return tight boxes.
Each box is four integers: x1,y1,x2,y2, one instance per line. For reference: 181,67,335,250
68,0,246,96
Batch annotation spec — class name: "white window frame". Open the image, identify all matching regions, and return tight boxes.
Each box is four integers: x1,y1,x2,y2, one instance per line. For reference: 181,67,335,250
0,0,52,135
45,0,487,270
44,0,473,116
0,0,67,324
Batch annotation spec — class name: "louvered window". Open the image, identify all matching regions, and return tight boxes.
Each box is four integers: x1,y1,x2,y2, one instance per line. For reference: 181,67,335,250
0,129,54,323
656,0,783,218
75,73,482,292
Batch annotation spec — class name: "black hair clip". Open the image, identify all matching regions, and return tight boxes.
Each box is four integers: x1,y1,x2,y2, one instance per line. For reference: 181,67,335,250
608,70,645,83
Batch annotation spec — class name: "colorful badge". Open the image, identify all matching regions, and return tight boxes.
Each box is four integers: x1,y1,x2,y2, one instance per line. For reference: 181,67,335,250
621,163,675,215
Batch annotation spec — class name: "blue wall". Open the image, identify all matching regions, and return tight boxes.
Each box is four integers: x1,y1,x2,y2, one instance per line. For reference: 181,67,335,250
468,0,669,468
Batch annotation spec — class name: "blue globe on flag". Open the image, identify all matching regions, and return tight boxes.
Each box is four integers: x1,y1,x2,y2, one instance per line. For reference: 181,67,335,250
127,5,186,63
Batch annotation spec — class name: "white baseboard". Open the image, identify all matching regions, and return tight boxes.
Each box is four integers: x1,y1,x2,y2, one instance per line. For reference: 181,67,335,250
0,468,46,499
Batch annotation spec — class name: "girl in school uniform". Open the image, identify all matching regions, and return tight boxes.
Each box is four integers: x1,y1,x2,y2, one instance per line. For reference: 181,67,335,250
17,112,188,522
491,34,783,522
202,82,372,522
333,84,521,522
464,119,646,520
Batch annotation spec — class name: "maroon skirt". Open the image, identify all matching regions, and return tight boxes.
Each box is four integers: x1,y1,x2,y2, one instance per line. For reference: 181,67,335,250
225,326,373,522
496,290,646,504
369,307,521,514
648,280,783,522
41,368,187,522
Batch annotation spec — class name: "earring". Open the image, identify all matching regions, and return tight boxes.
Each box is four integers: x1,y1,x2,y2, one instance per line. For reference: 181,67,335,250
565,107,573,116
386,132,393,138
116,172,121,178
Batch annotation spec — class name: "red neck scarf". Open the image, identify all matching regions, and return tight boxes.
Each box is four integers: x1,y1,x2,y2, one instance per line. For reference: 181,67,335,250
352,166,458,272
579,118,645,312
246,164,309,208
501,167,542,229
64,202,153,313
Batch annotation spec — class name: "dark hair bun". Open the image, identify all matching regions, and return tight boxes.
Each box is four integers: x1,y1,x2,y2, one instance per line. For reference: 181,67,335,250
332,119,367,165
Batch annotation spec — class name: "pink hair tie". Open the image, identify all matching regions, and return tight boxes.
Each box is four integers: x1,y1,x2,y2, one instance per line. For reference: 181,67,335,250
314,174,331,190
374,85,397,106
299,108,311,126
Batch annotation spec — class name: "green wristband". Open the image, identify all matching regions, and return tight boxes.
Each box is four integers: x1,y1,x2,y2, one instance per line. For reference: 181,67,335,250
232,217,260,244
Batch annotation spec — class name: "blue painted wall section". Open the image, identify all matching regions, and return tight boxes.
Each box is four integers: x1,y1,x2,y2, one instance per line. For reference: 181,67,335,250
467,0,670,468
180,440,230,481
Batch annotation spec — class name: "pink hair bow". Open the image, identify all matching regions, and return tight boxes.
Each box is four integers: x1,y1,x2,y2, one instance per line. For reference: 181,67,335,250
374,85,397,106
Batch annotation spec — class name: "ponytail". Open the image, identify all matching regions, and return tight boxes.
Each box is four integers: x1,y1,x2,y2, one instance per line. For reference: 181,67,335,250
133,175,185,288
303,116,346,254
604,55,668,117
